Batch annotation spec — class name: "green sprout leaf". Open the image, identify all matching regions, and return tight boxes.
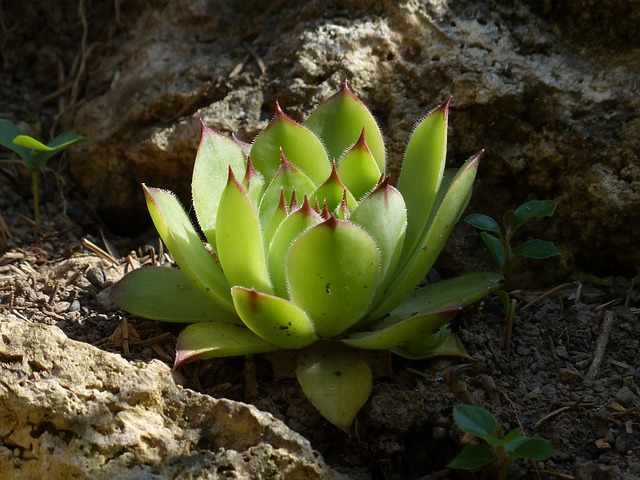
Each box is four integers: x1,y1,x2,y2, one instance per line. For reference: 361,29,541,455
480,232,507,270
512,200,557,232
507,436,555,460
296,343,373,428
448,445,496,470
336,127,381,199
464,213,501,234
12,134,54,151
515,239,560,259
0,119,33,163
453,404,500,439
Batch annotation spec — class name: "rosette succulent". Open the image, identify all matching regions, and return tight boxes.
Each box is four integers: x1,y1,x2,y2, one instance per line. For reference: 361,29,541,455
111,83,502,428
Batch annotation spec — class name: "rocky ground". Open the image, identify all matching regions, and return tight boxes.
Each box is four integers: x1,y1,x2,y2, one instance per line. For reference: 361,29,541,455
1,151,639,479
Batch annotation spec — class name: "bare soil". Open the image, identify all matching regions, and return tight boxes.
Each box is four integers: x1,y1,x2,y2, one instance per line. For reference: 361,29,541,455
1,151,639,480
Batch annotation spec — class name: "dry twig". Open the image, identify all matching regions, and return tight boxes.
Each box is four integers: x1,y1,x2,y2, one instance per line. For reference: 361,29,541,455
586,310,615,379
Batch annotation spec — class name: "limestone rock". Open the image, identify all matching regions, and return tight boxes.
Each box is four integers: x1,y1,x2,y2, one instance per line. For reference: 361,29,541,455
58,0,638,280
0,320,342,480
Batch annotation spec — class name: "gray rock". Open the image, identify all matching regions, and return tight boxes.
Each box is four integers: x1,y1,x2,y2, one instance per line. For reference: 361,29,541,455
0,320,342,480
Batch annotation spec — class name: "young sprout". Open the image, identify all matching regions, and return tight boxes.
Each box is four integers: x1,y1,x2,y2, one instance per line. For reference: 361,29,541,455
0,119,86,229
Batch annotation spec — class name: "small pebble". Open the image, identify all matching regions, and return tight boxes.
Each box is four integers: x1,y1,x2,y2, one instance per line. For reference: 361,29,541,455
86,267,106,287
69,300,81,312
614,433,638,453
614,386,637,405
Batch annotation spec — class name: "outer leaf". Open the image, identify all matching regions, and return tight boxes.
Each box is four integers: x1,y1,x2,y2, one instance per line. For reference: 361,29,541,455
336,127,381,199
349,179,407,300
507,437,555,460
370,153,481,318
453,404,500,439
296,343,373,428
391,327,468,360
110,266,240,324
382,272,503,325
175,322,279,368
464,213,501,234
250,104,330,185
268,198,322,297
512,200,557,231
306,81,385,171
144,185,234,312
192,124,247,250
216,169,272,294
448,445,496,470
396,99,449,265
232,287,317,349
287,217,379,337
515,239,560,259
0,119,33,163
341,307,459,350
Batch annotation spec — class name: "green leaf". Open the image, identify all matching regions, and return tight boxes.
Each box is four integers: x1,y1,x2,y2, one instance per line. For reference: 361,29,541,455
143,185,234,312
464,213,501,234
341,307,459,350
396,100,449,266
296,343,373,428
515,239,560,259
192,124,247,250
485,428,522,447
32,131,87,167
216,169,272,294
506,436,555,461
336,127,381,199
370,152,480,318
250,104,330,186
453,404,500,439
480,232,506,270
267,197,322,297
448,445,496,470
511,200,557,231
392,326,468,360
287,217,379,337
382,272,503,326
175,322,279,368
231,287,317,349
258,152,316,228
0,119,33,163
306,81,385,172
110,266,240,324
13,134,53,151
309,164,357,216
349,179,407,302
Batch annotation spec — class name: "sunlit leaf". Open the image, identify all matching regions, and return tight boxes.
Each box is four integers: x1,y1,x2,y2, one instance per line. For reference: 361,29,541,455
232,287,317,349
250,103,330,185
512,200,557,231
287,217,379,337
336,127,381,199
306,81,385,171
175,322,279,368
144,185,234,312
192,123,247,250
216,168,272,294
309,164,357,215
110,266,240,324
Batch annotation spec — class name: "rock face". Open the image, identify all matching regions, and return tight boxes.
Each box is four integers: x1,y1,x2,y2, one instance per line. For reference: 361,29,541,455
0,320,341,480
6,0,638,280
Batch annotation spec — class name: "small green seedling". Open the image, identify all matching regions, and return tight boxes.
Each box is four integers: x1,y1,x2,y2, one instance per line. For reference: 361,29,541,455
0,119,86,229
449,404,555,480
465,200,560,278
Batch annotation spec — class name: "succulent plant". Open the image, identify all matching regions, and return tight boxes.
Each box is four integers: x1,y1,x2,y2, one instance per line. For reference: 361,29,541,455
111,82,503,428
